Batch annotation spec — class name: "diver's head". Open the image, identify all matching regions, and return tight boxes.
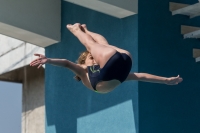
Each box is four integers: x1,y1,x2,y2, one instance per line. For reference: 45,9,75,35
74,51,91,81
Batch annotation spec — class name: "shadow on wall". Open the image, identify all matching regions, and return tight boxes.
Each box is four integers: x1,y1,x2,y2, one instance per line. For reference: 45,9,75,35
45,1,138,133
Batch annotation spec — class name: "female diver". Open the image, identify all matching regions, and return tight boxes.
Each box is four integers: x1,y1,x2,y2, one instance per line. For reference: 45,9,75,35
30,23,183,93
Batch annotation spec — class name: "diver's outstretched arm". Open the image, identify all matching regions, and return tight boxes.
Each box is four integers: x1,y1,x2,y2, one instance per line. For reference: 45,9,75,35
126,72,183,85
30,53,84,77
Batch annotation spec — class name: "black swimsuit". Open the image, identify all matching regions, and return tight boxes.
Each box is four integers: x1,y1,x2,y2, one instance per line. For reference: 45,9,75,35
87,51,132,91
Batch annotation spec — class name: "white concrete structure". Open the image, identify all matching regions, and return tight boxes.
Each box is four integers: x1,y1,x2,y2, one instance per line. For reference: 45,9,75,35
0,34,45,133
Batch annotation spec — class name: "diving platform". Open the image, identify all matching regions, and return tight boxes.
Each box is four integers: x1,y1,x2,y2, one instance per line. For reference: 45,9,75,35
193,49,200,62
170,2,200,18
181,25,200,39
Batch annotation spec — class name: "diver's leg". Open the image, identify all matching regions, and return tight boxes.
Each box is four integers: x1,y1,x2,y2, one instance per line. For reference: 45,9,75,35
81,24,109,45
67,23,117,68
81,24,132,60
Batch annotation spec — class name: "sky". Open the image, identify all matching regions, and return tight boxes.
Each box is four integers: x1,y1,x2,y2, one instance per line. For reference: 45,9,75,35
0,81,22,133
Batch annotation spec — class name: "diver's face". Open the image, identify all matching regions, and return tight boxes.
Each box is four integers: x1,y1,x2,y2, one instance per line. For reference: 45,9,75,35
85,53,95,66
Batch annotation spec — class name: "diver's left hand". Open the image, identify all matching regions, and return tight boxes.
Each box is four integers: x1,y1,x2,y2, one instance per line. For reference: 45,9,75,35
165,75,183,85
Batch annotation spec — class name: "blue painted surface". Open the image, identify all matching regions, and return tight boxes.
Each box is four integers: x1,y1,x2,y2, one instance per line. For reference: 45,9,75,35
45,1,138,133
77,100,136,133
138,0,200,133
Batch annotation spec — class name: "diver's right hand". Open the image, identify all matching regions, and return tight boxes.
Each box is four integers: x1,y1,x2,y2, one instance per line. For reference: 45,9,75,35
30,54,48,68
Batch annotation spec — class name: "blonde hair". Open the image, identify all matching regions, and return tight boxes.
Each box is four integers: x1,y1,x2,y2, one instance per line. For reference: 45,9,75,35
74,51,90,81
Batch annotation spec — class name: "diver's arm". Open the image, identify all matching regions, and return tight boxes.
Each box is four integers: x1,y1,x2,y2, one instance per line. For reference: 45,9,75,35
30,54,84,77
126,72,183,85
47,58,71,67
47,58,84,76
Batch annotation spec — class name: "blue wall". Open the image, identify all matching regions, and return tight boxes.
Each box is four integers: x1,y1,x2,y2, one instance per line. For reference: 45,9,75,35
45,1,138,133
138,0,200,133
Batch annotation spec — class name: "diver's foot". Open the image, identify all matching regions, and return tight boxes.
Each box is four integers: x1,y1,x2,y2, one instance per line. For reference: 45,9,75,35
80,24,87,32
81,24,88,32
66,23,81,34
81,24,87,30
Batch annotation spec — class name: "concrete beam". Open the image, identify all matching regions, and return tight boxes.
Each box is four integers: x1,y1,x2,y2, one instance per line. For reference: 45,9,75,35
193,49,200,62
0,22,58,47
184,30,200,39
193,49,200,58
181,25,200,34
169,2,189,12
170,2,200,18
64,0,137,18
181,25,200,39
0,0,61,47
196,57,200,62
